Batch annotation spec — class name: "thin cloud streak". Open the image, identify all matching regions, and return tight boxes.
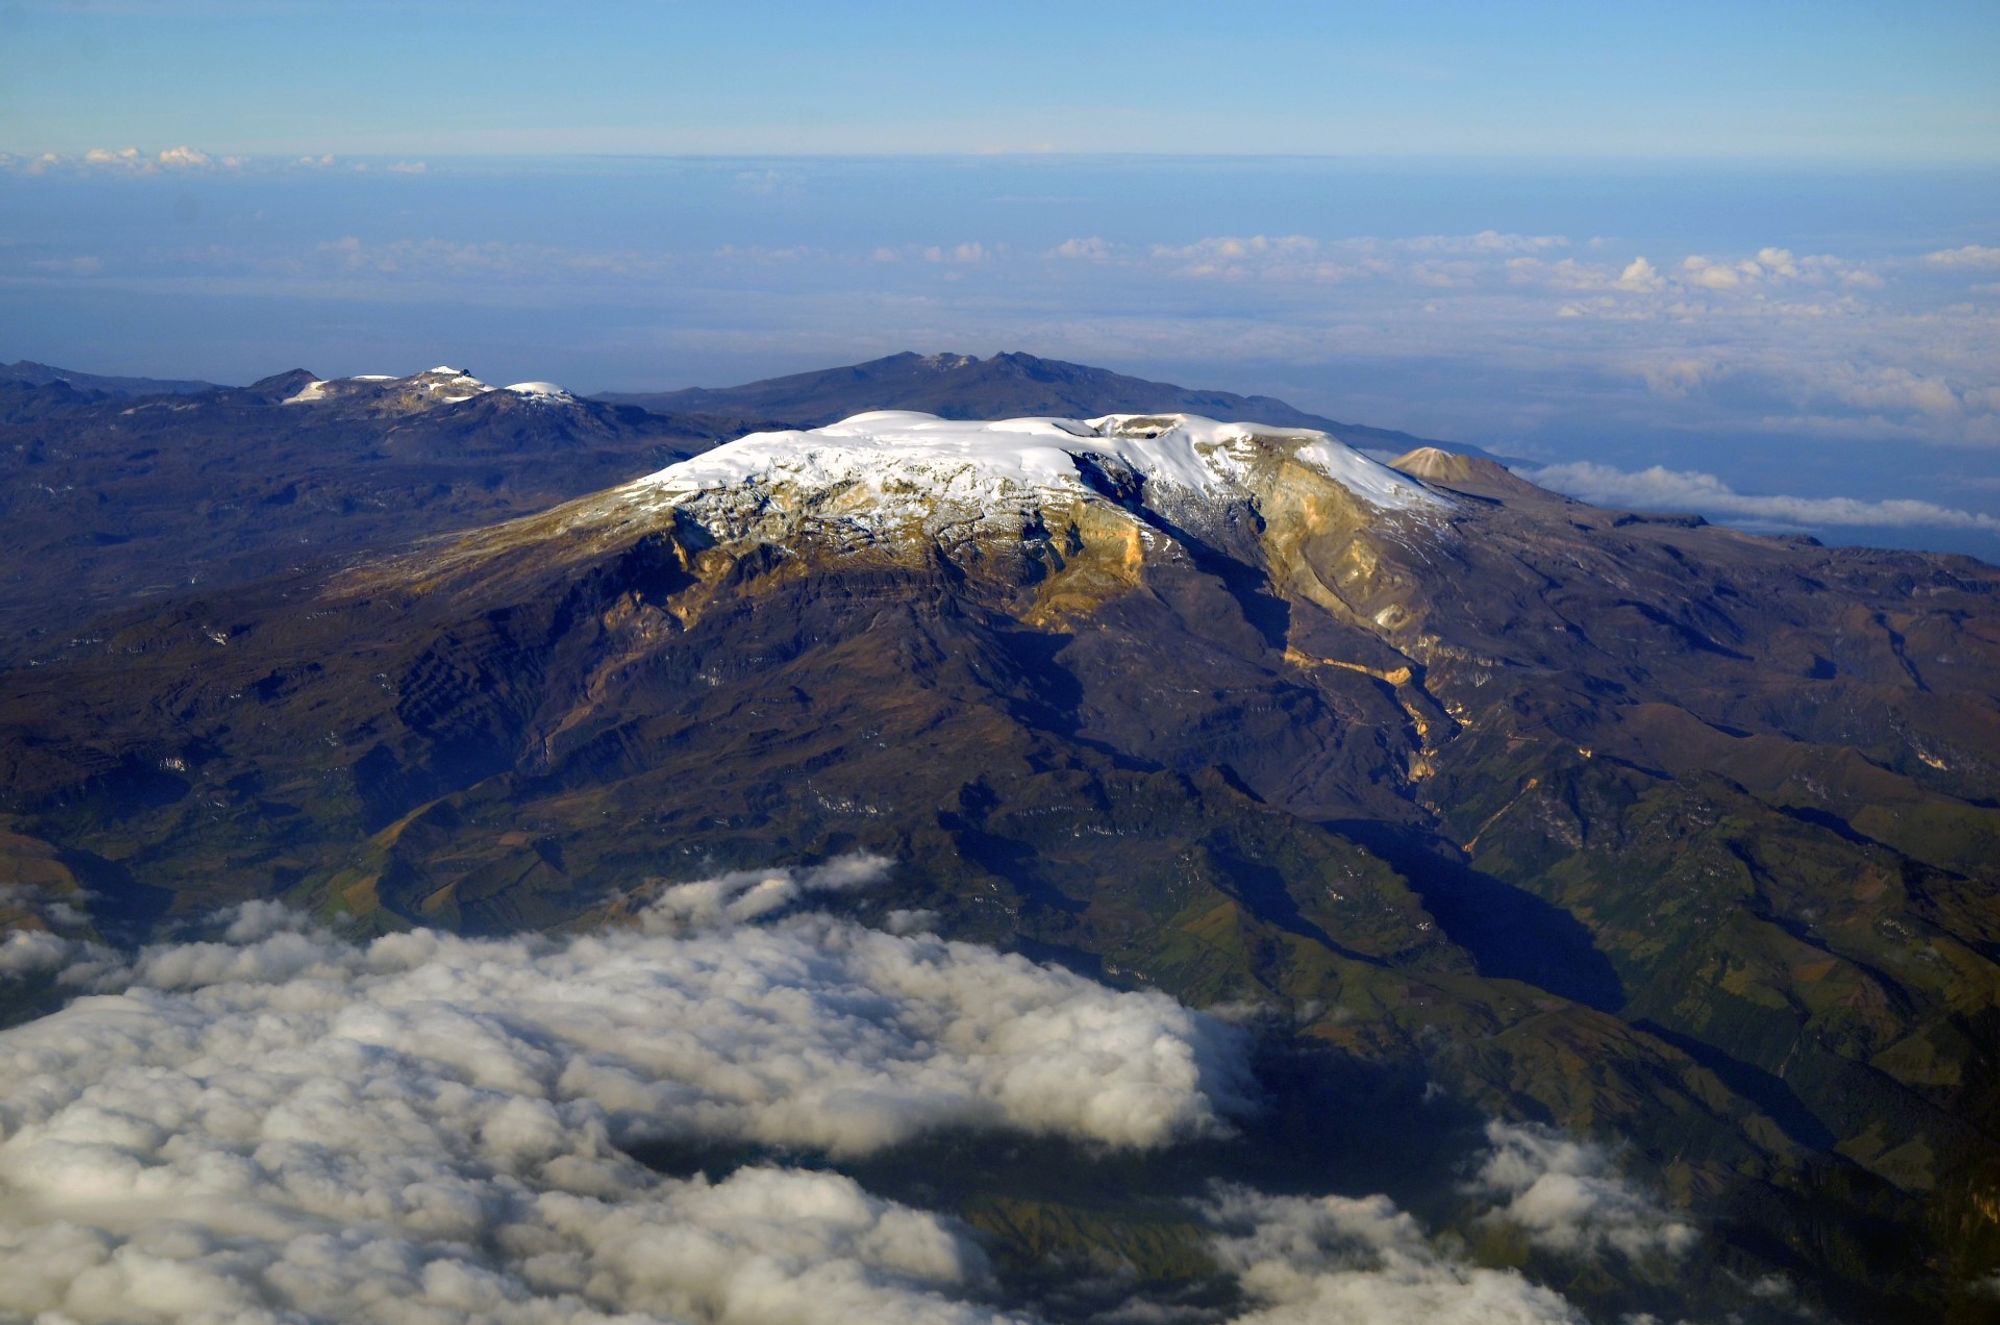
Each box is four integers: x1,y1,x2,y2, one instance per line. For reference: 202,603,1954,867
1529,461,2000,532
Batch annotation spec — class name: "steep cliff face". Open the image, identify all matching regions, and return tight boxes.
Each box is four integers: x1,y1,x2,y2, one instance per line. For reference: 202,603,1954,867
3,410,1999,1316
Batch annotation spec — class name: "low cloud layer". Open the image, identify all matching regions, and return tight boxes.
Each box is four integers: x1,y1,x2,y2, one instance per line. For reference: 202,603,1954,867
1203,1187,1583,1325
1183,1121,1692,1325
1469,1122,1697,1261
0,859,1249,1323
1529,460,2000,532
0,860,1702,1323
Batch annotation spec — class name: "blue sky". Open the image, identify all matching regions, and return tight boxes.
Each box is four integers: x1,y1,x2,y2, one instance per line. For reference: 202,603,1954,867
1,3,1997,554
4,1,1998,161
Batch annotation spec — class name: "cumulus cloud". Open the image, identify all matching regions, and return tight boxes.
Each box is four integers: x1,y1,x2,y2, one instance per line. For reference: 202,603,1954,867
1053,236,1112,261
1530,460,2000,531
636,854,893,933
1507,255,1665,294
1924,244,2000,269
1170,1121,1690,1324
1680,254,1755,290
0,882,94,934
9,145,238,176
1201,1187,1583,1324
1467,1122,1696,1260
1614,256,1666,292
0,927,79,978
1815,362,1965,418
0,864,1712,1324
1511,246,1877,300
1153,235,1319,264
0,860,1251,1323
386,160,429,175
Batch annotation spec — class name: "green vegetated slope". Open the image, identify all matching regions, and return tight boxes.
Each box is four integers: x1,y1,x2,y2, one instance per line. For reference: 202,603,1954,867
0,422,1996,1321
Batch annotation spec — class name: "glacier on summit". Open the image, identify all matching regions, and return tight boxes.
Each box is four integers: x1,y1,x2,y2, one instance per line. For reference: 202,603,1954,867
622,411,1446,547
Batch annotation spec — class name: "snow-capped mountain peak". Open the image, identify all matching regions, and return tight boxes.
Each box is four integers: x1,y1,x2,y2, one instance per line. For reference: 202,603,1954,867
632,410,1444,525
278,366,583,412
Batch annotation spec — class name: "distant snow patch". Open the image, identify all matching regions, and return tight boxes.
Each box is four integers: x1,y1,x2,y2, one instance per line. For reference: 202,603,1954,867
505,380,574,401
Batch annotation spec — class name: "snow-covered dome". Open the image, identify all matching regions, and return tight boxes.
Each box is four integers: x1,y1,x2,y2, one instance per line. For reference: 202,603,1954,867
627,411,1446,537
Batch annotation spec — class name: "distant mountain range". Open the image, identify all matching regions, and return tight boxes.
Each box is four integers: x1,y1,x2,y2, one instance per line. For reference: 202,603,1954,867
0,358,220,397
0,364,728,662
598,350,1513,462
0,352,1507,662
6,348,1502,462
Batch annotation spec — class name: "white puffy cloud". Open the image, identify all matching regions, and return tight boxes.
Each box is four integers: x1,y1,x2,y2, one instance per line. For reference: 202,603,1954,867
1510,247,1876,301
12,144,237,176
1507,255,1665,294
1152,235,1318,264
1924,244,2000,269
1202,1187,1583,1325
1529,460,2000,531
387,160,429,175
1680,255,1755,290
0,863,1724,1324
0,927,76,978
1053,236,1112,261
637,855,891,932
0,860,1250,1323
1179,1120,1690,1324
0,883,94,932
1613,257,1666,292
0,1165,1006,1325
1468,1123,1696,1261
1817,363,1964,418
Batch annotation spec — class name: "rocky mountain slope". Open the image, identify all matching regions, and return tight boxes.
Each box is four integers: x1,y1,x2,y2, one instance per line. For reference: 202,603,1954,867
0,353,1479,666
2,408,1996,1319
0,365,758,662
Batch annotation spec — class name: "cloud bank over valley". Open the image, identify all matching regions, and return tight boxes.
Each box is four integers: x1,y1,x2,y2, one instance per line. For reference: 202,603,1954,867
0,860,1695,1324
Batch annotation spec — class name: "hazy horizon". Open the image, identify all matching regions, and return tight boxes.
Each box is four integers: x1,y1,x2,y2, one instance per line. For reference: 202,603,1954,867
7,151,1997,556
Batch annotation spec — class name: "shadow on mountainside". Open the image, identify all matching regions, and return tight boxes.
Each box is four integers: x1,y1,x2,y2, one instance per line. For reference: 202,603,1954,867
1330,818,1626,1011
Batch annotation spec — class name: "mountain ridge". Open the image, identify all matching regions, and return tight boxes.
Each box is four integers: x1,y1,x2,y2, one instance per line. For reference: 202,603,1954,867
0,358,220,397
597,350,1514,463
